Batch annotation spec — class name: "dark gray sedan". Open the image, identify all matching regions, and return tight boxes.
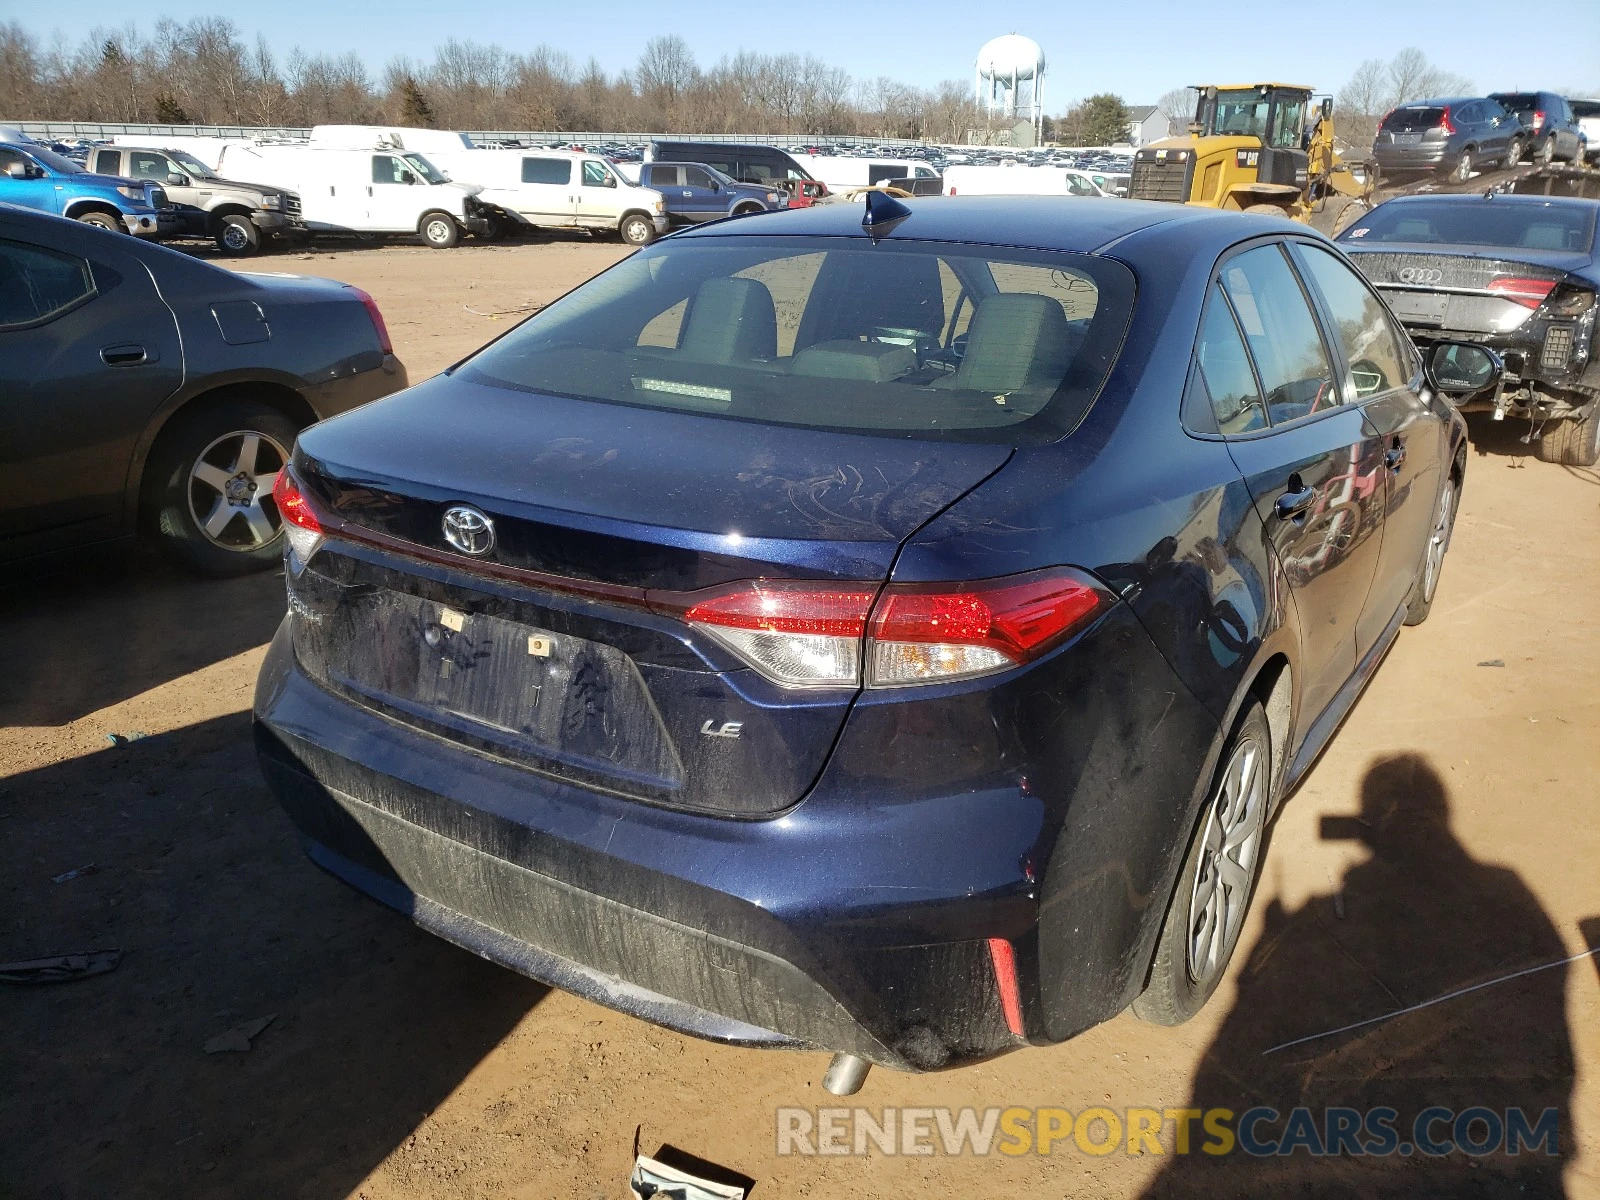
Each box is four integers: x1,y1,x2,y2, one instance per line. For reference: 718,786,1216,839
0,204,407,575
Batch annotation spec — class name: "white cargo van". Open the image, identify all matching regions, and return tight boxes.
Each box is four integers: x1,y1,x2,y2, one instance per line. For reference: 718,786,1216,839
799,155,940,192
211,142,490,246
307,127,669,244
941,164,1108,198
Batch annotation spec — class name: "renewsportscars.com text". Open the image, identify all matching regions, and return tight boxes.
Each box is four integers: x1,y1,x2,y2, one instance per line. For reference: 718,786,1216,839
775,1105,1560,1158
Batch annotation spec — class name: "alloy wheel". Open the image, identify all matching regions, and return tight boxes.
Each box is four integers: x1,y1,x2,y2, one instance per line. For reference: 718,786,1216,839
1186,733,1268,985
1422,480,1455,603
186,430,289,551
222,223,251,251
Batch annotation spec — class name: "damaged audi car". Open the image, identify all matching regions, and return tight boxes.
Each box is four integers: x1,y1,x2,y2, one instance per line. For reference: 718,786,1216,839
1339,193,1600,466
255,195,1488,1091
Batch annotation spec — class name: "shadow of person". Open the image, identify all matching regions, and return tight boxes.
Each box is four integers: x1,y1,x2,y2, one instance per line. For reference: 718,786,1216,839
1143,754,1575,1198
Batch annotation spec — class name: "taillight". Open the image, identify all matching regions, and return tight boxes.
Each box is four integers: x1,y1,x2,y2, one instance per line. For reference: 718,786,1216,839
271,469,324,565
683,582,875,687
346,285,393,355
1532,110,1545,130
678,569,1110,688
1488,277,1558,309
1438,108,1455,135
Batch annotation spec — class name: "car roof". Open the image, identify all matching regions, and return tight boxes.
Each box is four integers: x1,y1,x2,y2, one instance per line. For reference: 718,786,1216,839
1367,193,1600,211
672,195,1283,255
1391,97,1482,108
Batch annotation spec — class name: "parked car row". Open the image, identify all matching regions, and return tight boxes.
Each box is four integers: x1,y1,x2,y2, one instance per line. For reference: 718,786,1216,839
1371,90,1593,183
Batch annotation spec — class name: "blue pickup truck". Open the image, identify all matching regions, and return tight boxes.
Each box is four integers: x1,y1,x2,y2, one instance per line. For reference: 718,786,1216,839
636,161,786,226
0,136,177,237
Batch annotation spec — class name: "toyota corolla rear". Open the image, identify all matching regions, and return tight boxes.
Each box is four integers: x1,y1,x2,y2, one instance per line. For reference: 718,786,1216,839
253,221,1206,1071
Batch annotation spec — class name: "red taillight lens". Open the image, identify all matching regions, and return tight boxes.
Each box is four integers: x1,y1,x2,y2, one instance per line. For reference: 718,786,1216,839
271,470,320,532
1438,107,1455,135
347,285,393,355
678,569,1110,688
272,469,324,564
1532,110,1545,130
868,570,1108,685
1488,277,1558,309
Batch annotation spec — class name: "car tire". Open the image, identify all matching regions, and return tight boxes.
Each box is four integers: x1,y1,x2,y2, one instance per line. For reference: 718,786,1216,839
143,397,301,577
419,212,461,249
1502,136,1525,169
1131,700,1274,1026
215,214,261,256
76,211,122,233
1538,136,1557,166
1402,462,1462,626
1310,195,1367,236
1448,149,1474,184
1534,406,1600,467
1242,202,1287,216
619,213,656,245
476,213,506,242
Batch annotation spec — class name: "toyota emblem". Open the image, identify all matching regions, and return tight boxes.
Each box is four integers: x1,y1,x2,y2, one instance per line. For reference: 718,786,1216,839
1397,267,1443,285
442,505,496,556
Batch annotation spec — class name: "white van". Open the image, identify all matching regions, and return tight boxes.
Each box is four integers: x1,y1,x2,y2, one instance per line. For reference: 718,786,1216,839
941,164,1108,198
212,142,489,247
308,128,669,244
798,155,941,192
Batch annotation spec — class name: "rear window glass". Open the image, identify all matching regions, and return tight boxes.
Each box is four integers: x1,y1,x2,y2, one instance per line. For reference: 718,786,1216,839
1383,107,1444,132
460,236,1135,445
1340,200,1597,252
1492,93,1537,115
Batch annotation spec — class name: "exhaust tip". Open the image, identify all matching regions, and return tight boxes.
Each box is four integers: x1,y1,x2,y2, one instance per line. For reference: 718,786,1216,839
821,1052,871,1096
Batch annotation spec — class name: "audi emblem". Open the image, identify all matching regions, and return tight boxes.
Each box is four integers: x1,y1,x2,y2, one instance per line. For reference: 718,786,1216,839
1397,267,1443,284
441,505,496,556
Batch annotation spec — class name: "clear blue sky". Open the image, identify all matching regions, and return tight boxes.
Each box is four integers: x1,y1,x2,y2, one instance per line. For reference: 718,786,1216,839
19,0,1600,108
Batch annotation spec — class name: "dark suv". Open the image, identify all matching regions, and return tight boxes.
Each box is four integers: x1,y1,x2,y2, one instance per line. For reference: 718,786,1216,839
1489,91,1586,165
1370,97,1523,182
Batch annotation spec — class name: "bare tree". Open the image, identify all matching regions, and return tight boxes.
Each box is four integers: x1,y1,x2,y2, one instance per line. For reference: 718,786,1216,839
1158,86,1198,135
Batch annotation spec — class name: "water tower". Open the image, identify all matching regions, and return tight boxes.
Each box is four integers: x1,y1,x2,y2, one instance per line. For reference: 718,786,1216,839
975,33,1046,144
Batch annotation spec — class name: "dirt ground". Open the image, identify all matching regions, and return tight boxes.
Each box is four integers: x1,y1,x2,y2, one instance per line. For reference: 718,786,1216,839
2,236,1598,1200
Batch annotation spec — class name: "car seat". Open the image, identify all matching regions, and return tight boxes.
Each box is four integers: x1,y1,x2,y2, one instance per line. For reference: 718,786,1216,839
934,293,1074,393
675,277,777,364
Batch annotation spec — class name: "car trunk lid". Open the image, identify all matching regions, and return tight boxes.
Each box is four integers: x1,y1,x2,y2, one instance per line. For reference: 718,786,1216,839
1345,245,1584,333
285,374,1012,815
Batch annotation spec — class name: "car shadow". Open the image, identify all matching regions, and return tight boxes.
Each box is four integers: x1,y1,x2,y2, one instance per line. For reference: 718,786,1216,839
174,228,600,263
0,553,289,728
1463,410,1560,460
0,712,547,1198
1141,753,1578,1198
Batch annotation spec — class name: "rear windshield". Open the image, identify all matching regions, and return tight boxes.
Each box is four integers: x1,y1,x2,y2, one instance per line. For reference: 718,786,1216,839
1341,200,1598,252
1492,93,1537,115
1382,107,1444,132
459,235,1135,445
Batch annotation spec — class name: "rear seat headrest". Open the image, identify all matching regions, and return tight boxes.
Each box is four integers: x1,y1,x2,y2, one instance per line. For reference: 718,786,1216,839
945,293,1074,393
676,277,777,364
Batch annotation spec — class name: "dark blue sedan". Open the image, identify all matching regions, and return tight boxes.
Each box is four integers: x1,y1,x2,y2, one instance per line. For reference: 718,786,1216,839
255,196,1489,1091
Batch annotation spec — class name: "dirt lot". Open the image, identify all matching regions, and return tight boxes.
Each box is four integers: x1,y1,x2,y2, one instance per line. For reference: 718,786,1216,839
2,237,1598,1200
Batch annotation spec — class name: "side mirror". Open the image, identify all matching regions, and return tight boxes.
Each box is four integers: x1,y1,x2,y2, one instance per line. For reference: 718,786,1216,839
166,172,187,186
1425,342,1502,397
1321,97,1333,119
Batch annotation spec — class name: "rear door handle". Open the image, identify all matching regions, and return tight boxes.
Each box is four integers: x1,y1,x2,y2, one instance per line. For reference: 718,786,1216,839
1275,486,1316,521
100,344,149,366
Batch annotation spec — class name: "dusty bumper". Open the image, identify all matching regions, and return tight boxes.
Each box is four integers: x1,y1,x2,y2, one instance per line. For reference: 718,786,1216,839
253,624,1022,1070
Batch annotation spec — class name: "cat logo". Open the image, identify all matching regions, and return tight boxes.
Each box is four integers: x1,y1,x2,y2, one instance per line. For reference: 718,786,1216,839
700,720,744,739
1235,150,1261,169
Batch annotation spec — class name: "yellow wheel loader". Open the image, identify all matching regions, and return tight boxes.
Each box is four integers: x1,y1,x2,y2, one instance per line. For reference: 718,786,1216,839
1128,83,1372,234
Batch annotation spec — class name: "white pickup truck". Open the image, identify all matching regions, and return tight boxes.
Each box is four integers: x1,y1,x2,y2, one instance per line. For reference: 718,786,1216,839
308,127,670,244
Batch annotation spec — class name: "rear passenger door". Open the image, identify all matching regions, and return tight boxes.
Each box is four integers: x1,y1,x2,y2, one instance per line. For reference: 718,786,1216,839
1205,242,1390,722
1291,240,1444,644
0,226,182,559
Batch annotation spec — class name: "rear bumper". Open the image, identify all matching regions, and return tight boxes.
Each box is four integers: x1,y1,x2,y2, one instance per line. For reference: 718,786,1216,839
1371,144,1450,171
253,623,1026,1070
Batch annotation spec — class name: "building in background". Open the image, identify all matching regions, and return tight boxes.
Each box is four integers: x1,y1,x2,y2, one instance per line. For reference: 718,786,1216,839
1125,106,1167,147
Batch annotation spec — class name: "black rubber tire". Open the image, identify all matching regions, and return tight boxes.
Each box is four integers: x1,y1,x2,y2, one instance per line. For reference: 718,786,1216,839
1132,701,1274,1027
1502,136,1525,169
1402,461,1463,626
1310,195,1368,236
1538,136,1557,167
215,213,261,256
1534,407,1600,467
619,212,657,245
1242,202,1288,216
76,211,122,233
476,213,506,242
1448,148,1474,184
419,211,461,249
142,398,303,577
